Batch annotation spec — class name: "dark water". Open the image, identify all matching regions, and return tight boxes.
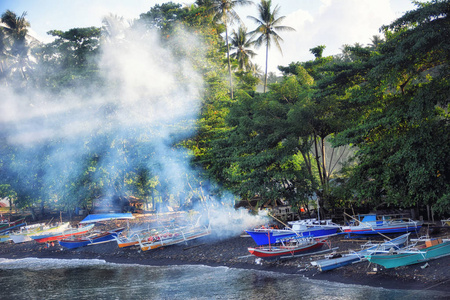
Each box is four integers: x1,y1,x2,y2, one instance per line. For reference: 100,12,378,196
0,258,447,300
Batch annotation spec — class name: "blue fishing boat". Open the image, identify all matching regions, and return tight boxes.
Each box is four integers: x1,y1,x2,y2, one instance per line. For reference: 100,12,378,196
341,214,422,236
246,219,340,246
59,227,125,249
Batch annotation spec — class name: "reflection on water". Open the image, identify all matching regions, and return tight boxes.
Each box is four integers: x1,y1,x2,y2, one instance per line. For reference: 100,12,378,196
0,258,447,300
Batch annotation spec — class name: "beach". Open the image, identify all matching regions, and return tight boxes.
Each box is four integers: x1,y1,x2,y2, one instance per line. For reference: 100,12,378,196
0,218,448,293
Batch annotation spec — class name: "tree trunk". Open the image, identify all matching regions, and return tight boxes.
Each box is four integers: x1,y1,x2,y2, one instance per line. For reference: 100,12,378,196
313,133,324,185
264,42,269,93
321,137,328,182
225,20,233,99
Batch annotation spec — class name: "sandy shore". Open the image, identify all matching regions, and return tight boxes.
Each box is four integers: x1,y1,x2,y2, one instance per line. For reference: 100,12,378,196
0,221,448,293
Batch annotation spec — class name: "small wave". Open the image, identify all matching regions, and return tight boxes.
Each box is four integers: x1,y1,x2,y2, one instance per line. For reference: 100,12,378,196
0,257,109,270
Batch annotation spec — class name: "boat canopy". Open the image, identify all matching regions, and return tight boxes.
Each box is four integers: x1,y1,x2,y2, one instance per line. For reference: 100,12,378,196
361,215,377,222
80,213,134,224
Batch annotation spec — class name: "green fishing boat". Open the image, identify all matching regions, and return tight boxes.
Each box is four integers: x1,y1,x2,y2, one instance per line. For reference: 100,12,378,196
367,239,450,269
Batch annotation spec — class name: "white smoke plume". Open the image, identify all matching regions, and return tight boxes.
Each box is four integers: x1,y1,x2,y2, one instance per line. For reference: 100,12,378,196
0,17,269,238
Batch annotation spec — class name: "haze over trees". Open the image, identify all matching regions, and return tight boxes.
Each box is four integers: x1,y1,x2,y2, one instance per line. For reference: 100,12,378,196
0,0,449,220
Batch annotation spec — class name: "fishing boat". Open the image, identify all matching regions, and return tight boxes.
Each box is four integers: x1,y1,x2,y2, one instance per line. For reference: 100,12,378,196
367,237,450,269
246,219,340,246
0,219,27,235
341,214,422,236
8,222,70,244
0,218,25,230
77,213,136,247
59,227,125,249
139,225,211,251
115,227,162,248
9,223,47,243
311,233,410,272
79,213,134,224
30,223,94,243
248,237,326,259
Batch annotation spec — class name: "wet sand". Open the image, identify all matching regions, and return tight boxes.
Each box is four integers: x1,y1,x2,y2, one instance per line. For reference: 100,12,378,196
0,223,448,293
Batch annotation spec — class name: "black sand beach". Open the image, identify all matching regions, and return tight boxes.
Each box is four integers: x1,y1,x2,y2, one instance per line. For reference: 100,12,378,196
0,218,449,293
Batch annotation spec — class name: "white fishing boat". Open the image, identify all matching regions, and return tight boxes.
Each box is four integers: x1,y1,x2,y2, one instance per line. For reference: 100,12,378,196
9,223,46,243
311,233,410,271
138,224,211,251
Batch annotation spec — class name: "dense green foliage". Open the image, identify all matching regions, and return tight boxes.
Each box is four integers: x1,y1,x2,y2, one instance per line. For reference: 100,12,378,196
0,1,449,219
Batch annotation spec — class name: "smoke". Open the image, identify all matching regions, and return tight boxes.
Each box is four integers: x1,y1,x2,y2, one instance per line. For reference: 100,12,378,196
0,17,269,237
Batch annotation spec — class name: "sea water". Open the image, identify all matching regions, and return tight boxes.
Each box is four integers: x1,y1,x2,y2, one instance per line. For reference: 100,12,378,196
0,258,447,300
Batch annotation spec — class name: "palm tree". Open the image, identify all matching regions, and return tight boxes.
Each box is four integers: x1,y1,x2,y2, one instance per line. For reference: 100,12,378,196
200,0,253,99
1,10,32,80
0,25,9,84
248,0,295,92
368,35,384,50
101,14,126,44
229,26,256,71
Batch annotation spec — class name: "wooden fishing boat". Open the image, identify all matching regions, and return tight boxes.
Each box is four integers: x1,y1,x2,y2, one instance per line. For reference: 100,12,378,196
115,228,161,248
9,223,46,243
248,237,326,259
31,224,94,243
59,227,125,249
341,214,422,236
246,219,340,246
311,233,410,271
367,238,450,269
2,221,59,243
139,225,211,251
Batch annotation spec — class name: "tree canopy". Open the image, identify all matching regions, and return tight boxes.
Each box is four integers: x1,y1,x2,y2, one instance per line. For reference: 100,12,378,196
0,0,449,220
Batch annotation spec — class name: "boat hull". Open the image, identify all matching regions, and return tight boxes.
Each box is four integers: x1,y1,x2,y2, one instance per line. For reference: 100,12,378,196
312,233,410,271
315,255,361,271
342,216,422,236
248,240,324,259
367,241,450,269
140,227,211,251
31,224,94,243
59,228,124,249
342,225,422,235
246,227,338,246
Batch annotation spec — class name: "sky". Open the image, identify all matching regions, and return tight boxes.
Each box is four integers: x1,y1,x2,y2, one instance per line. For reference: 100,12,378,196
0,0,419,73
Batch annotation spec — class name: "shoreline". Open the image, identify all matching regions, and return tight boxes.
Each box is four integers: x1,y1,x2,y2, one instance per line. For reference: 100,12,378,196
1,229,449,293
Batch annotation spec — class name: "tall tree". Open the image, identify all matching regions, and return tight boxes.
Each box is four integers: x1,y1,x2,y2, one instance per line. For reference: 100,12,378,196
248,0,295,92
0,24,8,84
202,0,253,99
229,25,256,71
1,10,35,82
334,0,450,214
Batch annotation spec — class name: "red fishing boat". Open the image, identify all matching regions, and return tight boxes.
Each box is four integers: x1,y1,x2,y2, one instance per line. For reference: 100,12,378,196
248,237,326,259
